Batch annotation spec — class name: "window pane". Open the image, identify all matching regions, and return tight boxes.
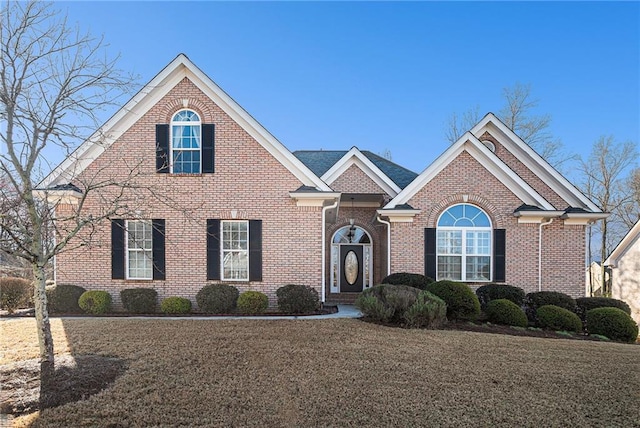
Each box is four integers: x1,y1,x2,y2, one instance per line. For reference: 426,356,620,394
437,230,462,254
438,256,461,280
222,221,249,280
466,256,491,281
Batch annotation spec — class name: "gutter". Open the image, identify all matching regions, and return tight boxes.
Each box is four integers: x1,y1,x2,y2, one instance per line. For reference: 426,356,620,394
376,214,391,277
321,199,340,303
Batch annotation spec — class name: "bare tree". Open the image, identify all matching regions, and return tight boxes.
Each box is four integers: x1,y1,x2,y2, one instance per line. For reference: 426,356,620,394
617,167,640,229
0,1,136,371
579,136,638,295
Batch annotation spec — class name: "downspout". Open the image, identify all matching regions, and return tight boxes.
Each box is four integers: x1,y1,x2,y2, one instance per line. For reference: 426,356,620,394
538,218,554,292
376,214,391,277
321,199,340,303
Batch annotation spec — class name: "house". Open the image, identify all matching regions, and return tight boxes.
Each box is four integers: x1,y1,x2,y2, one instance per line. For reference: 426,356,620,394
40,54,607,309
605,220,640,325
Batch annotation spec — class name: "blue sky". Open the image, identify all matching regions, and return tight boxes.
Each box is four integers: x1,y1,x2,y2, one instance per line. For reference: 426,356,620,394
58,1,639,176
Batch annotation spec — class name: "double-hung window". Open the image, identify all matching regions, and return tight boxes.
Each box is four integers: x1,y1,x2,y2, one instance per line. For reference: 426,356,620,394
126,220,153,280
437,204,492,282
171,110,201,173
221,220,249,281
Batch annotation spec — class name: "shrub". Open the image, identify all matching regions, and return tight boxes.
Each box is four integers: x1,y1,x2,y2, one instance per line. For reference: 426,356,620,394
196,284,239,314
403,290,447,329
485,299,528,327
237,291,269,314
160,297,192,314
47,284,86,313
425,280,480,321
0,277,32,313
78,290,112,314
381,273,434,290
120,288,158,314
586,307,638,343
536,305,583,332
276,284,319,314
524,291,576,322
476,284,525,309
575,297,631,322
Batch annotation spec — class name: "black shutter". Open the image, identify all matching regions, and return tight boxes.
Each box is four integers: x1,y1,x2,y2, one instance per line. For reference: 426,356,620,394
156,124,169,173
152,219,166,280
202,124,215,173
424,228,436,280
207,219,221,280
249,220,263,282
111,219,125,279
493,229,506,283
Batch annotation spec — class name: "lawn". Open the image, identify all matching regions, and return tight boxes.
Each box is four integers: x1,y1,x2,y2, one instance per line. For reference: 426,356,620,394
1,318,639,427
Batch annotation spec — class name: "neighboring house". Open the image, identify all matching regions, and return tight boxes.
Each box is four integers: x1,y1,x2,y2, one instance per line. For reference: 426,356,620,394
605,220,640,325
40,54,606,309
585,261,609,297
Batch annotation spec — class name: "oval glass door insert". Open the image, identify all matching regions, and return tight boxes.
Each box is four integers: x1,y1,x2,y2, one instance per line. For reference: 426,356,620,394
344,251,358,285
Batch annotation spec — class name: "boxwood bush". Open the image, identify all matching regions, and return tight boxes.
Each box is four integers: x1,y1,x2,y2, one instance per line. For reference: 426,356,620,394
78,290,112,314
586,307,638,343
160,297,192,314
237,291,269,314
536,305,583,332
196,284,239,314
575,297,631,322
425,280,480,321
276,284,319,314
356,284,446,328
485,299,528,327
381,272,434,290
0,277,32,313
46,284,86,313
120,288,158,313
476,284,525,309
524,291,576,322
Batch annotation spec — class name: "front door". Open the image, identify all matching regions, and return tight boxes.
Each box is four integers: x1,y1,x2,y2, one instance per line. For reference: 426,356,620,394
340,245,364,292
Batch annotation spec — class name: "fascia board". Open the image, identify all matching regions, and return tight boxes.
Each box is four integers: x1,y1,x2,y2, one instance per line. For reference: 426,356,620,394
321,148,401,196
605,220,640,266
473,115,601,212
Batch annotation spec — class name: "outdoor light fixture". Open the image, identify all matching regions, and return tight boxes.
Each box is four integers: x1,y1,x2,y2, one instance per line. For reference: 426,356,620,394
347,197,356,243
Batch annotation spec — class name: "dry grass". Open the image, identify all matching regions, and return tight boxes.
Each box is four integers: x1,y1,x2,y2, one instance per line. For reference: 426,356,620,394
1,318,639,427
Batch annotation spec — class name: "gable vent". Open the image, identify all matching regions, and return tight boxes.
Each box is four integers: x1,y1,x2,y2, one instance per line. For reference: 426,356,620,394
481,140,496,152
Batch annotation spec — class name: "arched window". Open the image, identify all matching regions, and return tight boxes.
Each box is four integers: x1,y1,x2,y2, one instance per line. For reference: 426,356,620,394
437,204,492,282
171,110,201,173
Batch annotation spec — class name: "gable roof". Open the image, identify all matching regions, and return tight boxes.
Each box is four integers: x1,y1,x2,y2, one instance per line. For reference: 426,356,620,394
41,54,332,191
605,219,640,267
293,149,418,190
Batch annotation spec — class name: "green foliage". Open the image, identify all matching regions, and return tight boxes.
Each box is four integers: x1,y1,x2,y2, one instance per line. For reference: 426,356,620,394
120,288,158,314
78,290,112,314
46,284,86,313
536,305,582,333
524,291,576,322
425,280,480,321
586,307,638,343
485,299,528,327
381,272,434,290
475,284,525,309
575,297,631,322
196,284,240,314
160,297,192,314
237,291,269,314
276,284,319,314
403,290,447,329
0,277,32,313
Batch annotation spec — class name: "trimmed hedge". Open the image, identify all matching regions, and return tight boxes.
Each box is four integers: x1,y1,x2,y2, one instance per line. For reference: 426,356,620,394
276,284,319,314
121,288,158,314
78,290,112,314
536,305,582,332
237,291,269,314
355,284,446,328
196,284,239,314
425,280,480,321
0,277,32,313
160,297,192,314
485,299,528,327
524,291,576,322
381,273,434,290
476,284,525,309
575,297,631,322
586,307,638,343
47,284,86,313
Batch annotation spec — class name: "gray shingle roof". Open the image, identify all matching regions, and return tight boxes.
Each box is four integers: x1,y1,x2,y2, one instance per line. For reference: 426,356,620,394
293,150,418,189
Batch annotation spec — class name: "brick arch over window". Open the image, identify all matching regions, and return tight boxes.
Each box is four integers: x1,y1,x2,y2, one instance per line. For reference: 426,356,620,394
426,194,505,229
159,98,212,124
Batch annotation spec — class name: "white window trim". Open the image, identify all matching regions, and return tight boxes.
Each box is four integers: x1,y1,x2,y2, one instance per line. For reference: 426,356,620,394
125,220,153,280
170,109,201,174
221,220,249,282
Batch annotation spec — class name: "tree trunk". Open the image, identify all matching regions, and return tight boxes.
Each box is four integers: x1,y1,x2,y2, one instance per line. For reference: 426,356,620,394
33,264,54,365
